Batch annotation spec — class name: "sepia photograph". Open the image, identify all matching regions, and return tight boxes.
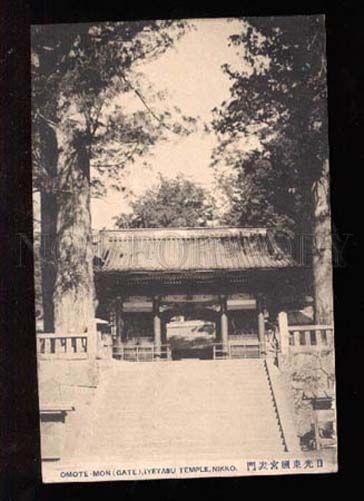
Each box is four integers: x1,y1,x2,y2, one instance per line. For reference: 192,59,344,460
31,16,337,482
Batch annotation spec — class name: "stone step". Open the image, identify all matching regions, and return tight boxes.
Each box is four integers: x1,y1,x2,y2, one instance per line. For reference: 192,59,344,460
65,359,289,459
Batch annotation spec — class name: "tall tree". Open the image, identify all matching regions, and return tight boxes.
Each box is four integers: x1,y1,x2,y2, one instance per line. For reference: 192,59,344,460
31,21,191,335
212,16,333,323
115,174,215,228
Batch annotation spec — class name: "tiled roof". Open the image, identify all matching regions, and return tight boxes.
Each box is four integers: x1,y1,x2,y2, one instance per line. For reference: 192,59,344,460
95,227,297,273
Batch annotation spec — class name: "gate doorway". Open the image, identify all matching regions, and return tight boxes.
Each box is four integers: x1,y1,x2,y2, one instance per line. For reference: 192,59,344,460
162,307,219,360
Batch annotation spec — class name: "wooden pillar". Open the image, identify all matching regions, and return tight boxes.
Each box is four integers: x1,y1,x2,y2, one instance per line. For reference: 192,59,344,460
220,296,229,350
153,297,162,356
161,318,167,345
115,298,124,358
258,302,266,356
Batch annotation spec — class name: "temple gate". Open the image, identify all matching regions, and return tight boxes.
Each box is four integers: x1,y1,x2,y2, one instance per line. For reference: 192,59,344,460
94,227,306,361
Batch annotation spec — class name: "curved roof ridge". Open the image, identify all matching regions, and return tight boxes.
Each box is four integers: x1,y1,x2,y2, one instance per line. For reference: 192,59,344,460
95,226,298,273
99,226,269,231
98,226,269,238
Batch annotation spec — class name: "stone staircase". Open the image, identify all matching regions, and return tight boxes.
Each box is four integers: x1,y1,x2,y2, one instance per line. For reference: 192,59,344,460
65,359,296,461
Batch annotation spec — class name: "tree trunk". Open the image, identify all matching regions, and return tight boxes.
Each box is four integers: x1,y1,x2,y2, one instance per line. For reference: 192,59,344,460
312,159,334,324
53,110,96,343
39,124,58,332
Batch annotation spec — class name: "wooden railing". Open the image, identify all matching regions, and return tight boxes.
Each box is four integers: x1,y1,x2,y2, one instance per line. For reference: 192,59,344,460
213,342,261,360
288,325,333,352
113,344,171,362
37,334,88,360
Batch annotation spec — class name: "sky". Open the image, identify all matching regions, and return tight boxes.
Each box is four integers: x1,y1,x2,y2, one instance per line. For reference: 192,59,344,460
91,18,252,229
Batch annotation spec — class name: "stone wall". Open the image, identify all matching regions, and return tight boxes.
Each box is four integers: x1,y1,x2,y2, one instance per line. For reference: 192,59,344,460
278,348,335,437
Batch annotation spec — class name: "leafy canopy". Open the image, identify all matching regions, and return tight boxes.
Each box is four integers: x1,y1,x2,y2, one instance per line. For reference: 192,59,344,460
212,16,328,233
31,21,195,195
115,174,215,228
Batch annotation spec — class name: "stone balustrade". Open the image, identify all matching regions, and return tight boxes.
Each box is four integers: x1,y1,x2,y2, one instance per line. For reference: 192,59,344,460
287,325,333,352
37,333,88,360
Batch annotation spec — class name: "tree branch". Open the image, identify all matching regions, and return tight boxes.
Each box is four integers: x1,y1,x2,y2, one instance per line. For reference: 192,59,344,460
121,74,174,132
35,110,58,130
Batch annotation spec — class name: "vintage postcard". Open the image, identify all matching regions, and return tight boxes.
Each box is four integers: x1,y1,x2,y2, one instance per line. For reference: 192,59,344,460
32,16,337,482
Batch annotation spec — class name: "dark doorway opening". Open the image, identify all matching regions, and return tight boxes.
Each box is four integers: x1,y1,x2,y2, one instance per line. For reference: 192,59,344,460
163,306,219,360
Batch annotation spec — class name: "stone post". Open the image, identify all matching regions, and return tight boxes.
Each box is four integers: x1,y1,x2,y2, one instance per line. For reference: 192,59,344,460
278,311,289,355
87,328,97,359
